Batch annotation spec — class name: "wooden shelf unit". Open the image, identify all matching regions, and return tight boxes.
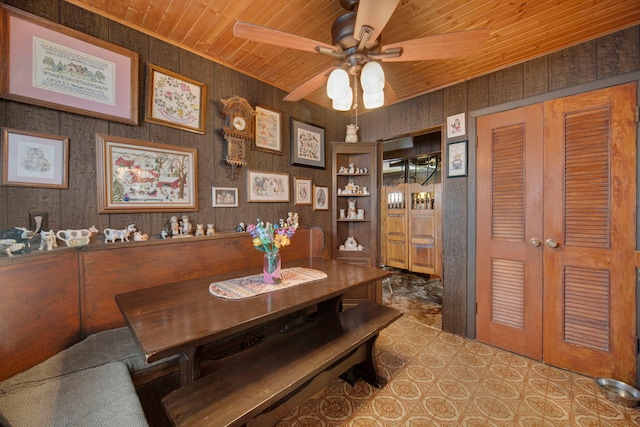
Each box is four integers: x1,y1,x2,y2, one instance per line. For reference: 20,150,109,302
331,142,382,308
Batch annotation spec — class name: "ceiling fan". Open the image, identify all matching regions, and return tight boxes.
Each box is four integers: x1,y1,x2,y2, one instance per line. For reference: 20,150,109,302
233,0,490,110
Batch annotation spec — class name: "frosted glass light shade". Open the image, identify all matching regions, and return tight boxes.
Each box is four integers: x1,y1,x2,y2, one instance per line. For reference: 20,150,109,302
360,61,385,94
332,88,353,111
363,90,384,109
327,68,350,100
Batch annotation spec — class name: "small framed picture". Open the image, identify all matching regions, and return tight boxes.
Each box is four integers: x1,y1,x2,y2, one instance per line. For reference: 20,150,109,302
447,112,466,138
254,105,282,154
291,118,325,168
212,187,238,207
313,185,329,211
145,63,206,134
1,128,69,188
447,140,468,178
247,170,290,202
294,177,312,206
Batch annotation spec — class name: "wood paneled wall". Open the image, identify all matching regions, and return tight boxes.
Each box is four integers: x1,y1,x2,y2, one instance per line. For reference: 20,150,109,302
1,0,638,338
0,0,348,256
358,25,640,336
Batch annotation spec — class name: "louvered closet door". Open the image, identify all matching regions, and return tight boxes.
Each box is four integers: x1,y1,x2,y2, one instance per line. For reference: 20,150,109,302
543,84,636,384
476,104,544,360
477,83,636,382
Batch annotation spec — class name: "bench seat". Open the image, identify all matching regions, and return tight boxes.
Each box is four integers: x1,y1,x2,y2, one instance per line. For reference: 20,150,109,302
0,327,177,427
162,301,402,427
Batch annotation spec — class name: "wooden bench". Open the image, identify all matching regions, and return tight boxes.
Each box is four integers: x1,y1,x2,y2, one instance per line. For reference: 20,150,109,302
162,301,402,427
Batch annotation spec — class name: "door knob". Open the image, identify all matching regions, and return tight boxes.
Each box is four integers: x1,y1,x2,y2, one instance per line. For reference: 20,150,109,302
529,238,541,247
545,238,559,248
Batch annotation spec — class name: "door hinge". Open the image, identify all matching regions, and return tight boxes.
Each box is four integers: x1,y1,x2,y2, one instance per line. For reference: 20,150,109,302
636,105,640,123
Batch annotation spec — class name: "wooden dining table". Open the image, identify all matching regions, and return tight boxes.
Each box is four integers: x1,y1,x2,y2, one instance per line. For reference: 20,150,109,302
115,257,392,386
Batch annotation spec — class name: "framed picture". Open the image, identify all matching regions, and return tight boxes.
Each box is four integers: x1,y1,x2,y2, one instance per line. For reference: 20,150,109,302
1,128,69,188
313,185,329,211
447,112,466,138
96,134,198,213
247,170,289,202
254,105,282,154
0,5,138,125
293,177,312,206
212,187,238,207
145,64,206,134
291,118,325,168
447,140,468,178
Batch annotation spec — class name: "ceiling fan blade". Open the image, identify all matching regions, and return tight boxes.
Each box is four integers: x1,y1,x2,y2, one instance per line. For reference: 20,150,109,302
380,28,491,62
354,0,401,46
283,67,336,102
233,21,338,54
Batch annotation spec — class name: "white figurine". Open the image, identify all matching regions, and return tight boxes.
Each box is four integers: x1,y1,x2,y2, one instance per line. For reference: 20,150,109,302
206,224,215,236
345,124,358,143
195,224,205,237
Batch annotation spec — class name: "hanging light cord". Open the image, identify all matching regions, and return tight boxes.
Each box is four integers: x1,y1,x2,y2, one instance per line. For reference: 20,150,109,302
353,73,359,128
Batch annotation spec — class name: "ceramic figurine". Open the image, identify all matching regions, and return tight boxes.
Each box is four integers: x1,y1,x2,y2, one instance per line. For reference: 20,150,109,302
0,227,34,253
0,239,25,257
206,224,215,236
345,124,358,143
160,227,169,239
103,224,136,243
181,215,192,235
339,236,364,251
347,199,357,219
236,222,246,232
56,228,96,247
195,224,205,236
39,230,57,251
170,216,180,236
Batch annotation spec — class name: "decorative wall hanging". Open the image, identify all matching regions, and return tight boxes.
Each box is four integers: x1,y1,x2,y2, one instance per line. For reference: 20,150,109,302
96,134,198,213
212,187,238,207
447,140,468,178
1,128,69,189
145,64,206,134
291,118,325,169
221,96,255,180
293,177,312,206
254,105,282,154
447,112,466,138
0,5,139,125
313,185,329,211
247,170,290,202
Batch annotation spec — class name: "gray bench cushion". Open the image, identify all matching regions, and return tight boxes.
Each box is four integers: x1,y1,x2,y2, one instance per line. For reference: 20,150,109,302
0,327,174,394
0,361,148,427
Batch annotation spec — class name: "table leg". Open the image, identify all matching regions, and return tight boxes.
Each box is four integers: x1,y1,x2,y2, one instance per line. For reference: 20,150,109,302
179,347,201,386
350,334,387,388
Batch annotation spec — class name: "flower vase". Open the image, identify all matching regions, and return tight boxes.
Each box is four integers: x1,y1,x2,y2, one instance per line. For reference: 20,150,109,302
263,251,282,284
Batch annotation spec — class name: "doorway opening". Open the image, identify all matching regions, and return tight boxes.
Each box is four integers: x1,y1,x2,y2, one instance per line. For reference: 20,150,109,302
380,129,443,328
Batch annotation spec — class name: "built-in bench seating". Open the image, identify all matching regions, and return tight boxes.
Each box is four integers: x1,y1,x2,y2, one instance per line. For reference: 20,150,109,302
0,327,154,426
0,227,334,426
162,301,402,427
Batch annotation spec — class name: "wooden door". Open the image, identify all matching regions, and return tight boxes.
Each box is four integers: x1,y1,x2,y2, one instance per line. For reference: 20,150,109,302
542,84,637,384
477,83,637,382
476,104,545,360
382,184,409,269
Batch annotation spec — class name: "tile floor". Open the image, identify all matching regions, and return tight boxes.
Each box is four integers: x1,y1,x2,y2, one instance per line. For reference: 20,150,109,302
277,317,640,426
278,269,640,425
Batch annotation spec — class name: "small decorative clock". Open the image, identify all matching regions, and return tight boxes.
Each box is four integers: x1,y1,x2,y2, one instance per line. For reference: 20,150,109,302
220,96,255,180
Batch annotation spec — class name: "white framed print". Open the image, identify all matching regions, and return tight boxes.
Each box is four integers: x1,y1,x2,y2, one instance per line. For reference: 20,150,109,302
447,112,466,138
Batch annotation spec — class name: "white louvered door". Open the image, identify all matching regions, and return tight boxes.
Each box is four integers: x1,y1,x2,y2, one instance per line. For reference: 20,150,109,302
476,83,637,383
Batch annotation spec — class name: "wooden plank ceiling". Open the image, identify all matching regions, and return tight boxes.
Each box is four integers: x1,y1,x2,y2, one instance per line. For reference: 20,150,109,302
64,0,640,112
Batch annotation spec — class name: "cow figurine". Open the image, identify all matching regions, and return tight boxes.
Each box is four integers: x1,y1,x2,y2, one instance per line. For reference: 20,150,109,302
0,239,25,257
39,230,57,251
0,227,35,254
103,224,137,243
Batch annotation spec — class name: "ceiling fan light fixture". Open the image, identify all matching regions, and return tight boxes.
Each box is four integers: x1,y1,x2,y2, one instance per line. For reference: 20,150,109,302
360,61,385,94
327,68,350,99
363,90,384,109
332,87,353,111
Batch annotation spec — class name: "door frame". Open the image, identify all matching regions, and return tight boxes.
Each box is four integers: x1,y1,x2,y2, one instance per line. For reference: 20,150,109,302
464,72,640,382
